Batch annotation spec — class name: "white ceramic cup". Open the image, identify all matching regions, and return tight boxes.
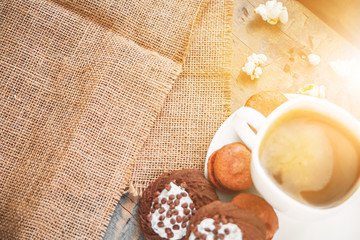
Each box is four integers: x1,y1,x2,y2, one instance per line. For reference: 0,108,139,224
233,97,360,218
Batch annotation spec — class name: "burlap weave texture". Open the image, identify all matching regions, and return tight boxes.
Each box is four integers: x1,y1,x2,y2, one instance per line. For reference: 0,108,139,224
132,0,233,193
0,0,207,238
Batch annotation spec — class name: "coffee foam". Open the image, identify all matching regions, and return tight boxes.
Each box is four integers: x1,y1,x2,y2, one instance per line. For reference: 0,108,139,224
261,118,334,193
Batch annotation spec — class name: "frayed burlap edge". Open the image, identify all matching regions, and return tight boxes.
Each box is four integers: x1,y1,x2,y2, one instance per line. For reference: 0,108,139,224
132,0,234,196
98,1,212,238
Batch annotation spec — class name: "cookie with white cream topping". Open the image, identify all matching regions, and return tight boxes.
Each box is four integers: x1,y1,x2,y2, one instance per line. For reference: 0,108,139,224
139,169,218,240
186,201,266,240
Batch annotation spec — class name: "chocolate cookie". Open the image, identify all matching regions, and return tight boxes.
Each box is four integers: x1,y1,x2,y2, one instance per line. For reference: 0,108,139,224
138,169,218,240
186,201,266,240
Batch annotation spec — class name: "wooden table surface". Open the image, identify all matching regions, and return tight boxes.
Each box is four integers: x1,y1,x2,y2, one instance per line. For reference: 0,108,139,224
298,0,360,49
104,0,360,239
231,0,360,117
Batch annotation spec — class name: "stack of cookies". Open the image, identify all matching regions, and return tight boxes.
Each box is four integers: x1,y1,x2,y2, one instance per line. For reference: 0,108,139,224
139,91,287,240
139,169,218,240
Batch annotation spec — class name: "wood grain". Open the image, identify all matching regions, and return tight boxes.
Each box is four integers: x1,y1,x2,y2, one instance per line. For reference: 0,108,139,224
232,0,360,120
297,0,360,49
104,190,143,240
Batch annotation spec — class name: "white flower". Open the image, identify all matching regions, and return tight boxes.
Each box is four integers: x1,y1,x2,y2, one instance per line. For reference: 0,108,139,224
308,54,321,66
298,84,326,99
254,0,288,25
242,53,267,80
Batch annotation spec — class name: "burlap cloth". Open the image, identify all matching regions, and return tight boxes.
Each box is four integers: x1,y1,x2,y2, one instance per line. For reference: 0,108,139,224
132,0,233,193
0,0,232,238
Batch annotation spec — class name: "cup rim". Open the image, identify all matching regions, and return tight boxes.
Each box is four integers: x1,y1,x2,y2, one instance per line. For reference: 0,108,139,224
251,97,360,214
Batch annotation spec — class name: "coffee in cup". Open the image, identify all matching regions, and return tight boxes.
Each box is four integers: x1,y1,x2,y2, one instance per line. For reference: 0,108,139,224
259,107,360,208
234,97,360,218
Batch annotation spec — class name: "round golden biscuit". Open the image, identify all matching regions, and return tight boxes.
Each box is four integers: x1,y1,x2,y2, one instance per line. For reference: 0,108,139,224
213,142,253,191
207,151,231,192
245,90,288,117
232,193,279,240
